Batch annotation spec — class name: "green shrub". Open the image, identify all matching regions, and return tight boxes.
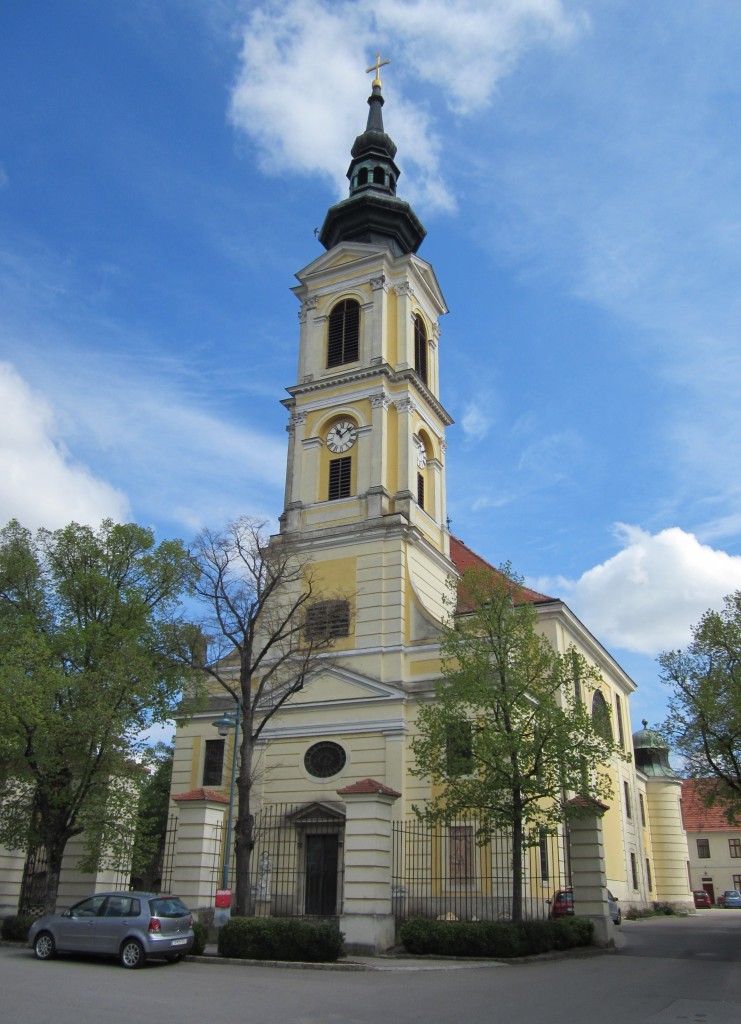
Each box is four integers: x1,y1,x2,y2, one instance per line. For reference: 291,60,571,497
399,915,594,959
217,916,345,963
1,915,35,942
400,918,524,958
191,921,208,956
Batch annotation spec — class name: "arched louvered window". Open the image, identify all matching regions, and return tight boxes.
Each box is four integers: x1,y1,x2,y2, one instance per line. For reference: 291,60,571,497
358,168,369,186
414,315,428,384
373,166,385,185
327,299,360,368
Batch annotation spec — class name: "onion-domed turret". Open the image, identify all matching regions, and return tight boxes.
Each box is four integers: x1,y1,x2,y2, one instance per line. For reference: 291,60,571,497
632,720,680,778
319,65,426,256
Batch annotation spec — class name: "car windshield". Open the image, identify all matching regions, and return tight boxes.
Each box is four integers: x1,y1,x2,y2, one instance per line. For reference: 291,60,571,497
557,892,573,903
726,891,740,898
149,897,189,918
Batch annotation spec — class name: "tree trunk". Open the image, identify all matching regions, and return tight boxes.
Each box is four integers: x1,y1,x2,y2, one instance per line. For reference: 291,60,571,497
233,719,255,917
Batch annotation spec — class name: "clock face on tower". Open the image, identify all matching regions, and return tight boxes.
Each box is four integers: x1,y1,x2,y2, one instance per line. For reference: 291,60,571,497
326,420,357,453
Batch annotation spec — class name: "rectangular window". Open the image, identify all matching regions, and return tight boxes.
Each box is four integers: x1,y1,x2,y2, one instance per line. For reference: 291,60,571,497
729,838,741,858
328,456,352,500
417,472,425,510
630,851,639,890
539,832,549,882
448,825,474,883
639,793,647,827
624,781,632,819
305,600,351,641
734,875,741,891
645,858,653,892
446,722,473,776
615,694,625,748
202,739,225,787
696,838,710,859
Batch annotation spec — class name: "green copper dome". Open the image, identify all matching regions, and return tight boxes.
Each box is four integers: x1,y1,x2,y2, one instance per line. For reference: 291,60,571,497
632,720,681,778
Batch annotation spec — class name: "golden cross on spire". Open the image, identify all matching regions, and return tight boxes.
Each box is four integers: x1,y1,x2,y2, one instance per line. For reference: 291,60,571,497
366,52,391,88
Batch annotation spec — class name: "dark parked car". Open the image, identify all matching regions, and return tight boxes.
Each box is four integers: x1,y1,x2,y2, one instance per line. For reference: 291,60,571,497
693,890,712,908
27,891,194,968
549,886,621,924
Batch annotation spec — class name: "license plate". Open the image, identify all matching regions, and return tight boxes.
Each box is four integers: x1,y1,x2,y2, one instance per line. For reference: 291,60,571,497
171,938,188,946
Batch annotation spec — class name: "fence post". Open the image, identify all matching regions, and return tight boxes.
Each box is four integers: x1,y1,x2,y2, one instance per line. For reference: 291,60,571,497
566,797,613,947
337,778,401,955
170,788,229,915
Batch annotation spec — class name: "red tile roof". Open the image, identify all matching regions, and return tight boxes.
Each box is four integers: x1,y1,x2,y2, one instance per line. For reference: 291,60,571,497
336,778,401,798
681,779,738,831
449,536,555,609
172,787,229,804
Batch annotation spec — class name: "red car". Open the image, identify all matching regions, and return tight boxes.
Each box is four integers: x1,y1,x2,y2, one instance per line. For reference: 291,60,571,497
549,889,575,917
693,890,712,909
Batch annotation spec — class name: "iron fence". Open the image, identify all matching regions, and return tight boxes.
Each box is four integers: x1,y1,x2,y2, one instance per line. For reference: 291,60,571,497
391,820,570,922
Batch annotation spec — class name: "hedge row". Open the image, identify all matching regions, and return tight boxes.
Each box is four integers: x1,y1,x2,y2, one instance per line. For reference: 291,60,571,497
217,916,345,962
399,915,594,958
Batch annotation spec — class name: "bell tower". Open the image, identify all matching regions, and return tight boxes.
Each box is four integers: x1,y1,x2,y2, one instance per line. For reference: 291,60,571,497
279,64,455,653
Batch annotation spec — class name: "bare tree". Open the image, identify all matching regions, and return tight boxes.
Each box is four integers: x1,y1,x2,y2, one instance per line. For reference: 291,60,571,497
183,517,344,916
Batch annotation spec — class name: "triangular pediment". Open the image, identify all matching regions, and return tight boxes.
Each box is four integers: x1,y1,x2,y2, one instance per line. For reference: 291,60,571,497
285,801,346,824
286,664,403,707
295,241,389,283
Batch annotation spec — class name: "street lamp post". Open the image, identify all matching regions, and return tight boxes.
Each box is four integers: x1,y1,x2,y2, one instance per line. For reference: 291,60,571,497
212,701,241,890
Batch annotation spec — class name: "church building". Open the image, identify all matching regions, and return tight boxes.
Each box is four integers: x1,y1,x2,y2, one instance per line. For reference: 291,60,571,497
167,67,692,948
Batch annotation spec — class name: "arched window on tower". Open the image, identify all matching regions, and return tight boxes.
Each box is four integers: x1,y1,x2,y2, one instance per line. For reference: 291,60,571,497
327,299,360,367
414,315,428,385
373,166,385,185
357,168,369,186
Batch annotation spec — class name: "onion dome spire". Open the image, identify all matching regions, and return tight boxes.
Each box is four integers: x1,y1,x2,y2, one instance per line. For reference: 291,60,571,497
632,720,681,778
319,56,426,256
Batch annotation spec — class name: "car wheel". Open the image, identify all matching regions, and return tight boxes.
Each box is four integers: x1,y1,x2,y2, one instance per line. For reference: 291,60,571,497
615,909,621,925
166,954,184,963
33,932,56,961
120,938,145,969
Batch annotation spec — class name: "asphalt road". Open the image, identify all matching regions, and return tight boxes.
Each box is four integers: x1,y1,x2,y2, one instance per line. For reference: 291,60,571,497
3,912,740,1024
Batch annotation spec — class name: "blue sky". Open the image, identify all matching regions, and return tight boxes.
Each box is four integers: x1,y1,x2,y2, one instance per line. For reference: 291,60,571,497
3,1,741,733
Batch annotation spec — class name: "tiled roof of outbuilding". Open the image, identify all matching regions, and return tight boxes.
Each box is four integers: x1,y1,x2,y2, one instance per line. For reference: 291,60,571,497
681,779,738,832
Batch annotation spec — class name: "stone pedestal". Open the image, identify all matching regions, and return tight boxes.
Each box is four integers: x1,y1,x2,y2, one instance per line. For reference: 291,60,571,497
568,798,613,948
170,788,228,913
337,778,401,955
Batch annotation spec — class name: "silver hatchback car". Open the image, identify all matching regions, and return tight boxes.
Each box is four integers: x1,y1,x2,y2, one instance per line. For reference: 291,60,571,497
28,891,194,968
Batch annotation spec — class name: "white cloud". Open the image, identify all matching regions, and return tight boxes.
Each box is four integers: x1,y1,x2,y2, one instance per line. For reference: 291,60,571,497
228,0,587,214
534,524,741,656
461,398,495,441
0,362,130,530
374,0,586,115
29,351,289,535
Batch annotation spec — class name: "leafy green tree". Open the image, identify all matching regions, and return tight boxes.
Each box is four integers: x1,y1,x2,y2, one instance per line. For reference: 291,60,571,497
410,562,626,922
659,591,741,820
0,519,195,912
183,516,345,917
129,743,174,891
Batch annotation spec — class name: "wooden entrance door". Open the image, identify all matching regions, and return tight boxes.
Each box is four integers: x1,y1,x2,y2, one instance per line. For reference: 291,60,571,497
305,833,339,915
